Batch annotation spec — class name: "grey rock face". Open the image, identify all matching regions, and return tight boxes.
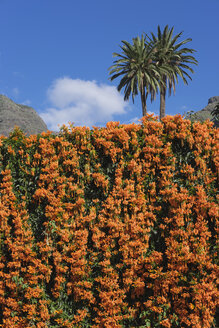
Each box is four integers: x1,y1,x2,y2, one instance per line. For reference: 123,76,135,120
0,95,48,137
185,96,219,128
208,96,219,104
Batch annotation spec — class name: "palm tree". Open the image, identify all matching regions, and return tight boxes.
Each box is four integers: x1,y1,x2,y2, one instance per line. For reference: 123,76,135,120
108,35,167,117
146,25,198,120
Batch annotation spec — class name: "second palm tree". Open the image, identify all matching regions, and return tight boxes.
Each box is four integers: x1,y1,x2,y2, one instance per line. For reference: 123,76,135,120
146,25,198,120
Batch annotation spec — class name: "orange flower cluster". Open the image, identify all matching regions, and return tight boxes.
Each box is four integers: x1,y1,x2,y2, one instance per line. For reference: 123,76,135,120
0,114,218,327
0,169,50,327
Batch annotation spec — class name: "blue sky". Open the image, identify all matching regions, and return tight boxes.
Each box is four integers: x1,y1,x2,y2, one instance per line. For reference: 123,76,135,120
0,0,218,131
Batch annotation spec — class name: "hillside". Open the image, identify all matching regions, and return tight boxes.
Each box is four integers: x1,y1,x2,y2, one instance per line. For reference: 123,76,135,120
183,96,219,128
0,95,48,137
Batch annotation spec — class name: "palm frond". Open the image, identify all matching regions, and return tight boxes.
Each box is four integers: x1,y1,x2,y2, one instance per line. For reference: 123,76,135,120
146,25,198,97
108,33,162,115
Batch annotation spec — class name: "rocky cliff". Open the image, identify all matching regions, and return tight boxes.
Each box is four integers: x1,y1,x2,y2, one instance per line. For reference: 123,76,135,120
0,95,48,137
184,96,219,128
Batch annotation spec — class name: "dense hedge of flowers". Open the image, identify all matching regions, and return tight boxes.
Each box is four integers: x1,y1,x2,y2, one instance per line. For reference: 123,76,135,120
0,114,218,327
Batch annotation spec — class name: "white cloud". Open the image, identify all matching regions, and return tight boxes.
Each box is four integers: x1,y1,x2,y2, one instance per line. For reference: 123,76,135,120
40,77,130,131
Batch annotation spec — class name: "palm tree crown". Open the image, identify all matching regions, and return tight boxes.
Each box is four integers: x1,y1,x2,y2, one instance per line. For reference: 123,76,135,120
146,25,198,120
108,35,167,117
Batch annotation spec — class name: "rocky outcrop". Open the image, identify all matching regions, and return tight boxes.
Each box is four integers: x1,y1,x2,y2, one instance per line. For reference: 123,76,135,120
207,96,219,105
0,95,48,137
184,96,219,128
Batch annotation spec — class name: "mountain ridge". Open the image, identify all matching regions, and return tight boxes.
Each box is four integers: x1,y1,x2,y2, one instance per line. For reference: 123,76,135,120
183,96,219,128
0,95,48,137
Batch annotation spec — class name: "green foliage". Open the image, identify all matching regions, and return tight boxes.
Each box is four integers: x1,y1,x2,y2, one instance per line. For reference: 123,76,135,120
108,34,164,116
109,25,198,121
0,122,218,327
146,25,198,119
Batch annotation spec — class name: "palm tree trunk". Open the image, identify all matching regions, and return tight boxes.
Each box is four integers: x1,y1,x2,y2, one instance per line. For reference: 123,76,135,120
141,88,147,117
160,85,166,121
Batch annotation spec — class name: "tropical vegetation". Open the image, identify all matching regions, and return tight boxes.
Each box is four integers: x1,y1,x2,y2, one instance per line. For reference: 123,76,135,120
146,25,198,120
0,115,218,327
108,35,166,117
109,25,198,121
